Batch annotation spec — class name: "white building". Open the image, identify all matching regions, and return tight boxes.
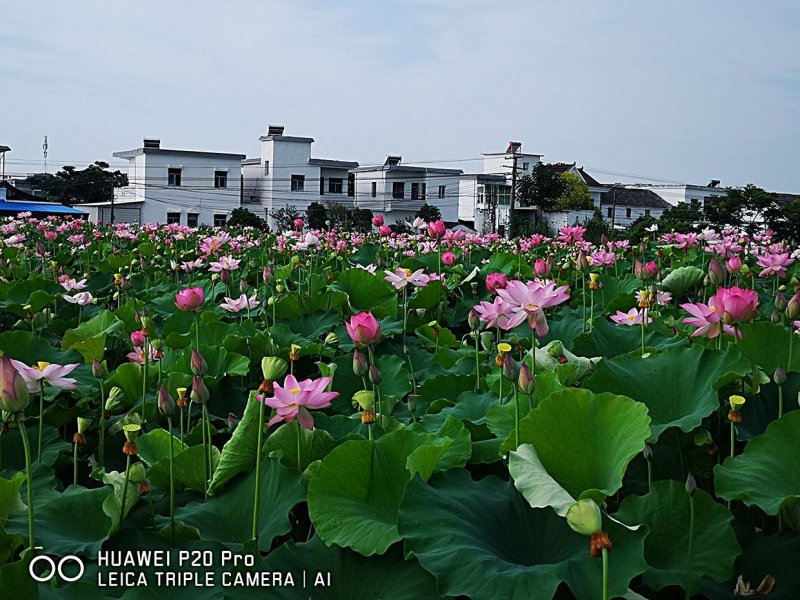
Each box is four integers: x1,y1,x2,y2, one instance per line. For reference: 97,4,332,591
84,139,245,225
600,187,672,228
351,156,462,225
241,125,359,228
626,183,726,211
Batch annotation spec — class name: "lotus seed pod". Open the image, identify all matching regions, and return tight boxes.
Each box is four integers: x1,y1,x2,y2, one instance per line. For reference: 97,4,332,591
261,356,288,381
353,390,375,411
566,499,602,536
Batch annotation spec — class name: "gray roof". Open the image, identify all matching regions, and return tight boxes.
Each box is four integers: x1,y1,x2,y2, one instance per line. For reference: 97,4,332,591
0,145,10,153
600,188,672,209
258,135,315,143
113,148,246,160
308,158,359,169
352,164,463,175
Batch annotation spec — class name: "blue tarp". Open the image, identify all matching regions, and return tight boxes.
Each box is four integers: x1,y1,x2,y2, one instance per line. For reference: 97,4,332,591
0,200,87,215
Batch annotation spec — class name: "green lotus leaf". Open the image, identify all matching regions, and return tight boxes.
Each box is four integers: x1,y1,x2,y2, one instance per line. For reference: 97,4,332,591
737,322,800,374
715,410,800,515
208,391,262,494
329,268,397,318
585,345,750,440
615,480,741,590
61,310,124,362
661,265,705,297
264,420,337,473
507,388,650,509
572,317,689,359
398,470,647,600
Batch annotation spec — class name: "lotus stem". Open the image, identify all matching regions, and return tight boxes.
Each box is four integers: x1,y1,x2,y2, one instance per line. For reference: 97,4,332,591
167,415,175,546
73,440,79,486
601,546,609,600
201,403,209,500
98,381,106,469
142,339,149,425
19,419,35,550
530,329,536,376
474,332,481,391
513,387,520,451
251,396,265,542
686,493,695,600
37,390,44,463
119,454,131,528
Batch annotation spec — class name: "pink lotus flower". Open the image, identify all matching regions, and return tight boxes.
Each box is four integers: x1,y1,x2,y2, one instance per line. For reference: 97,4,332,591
427,220,446,239
63,291,93,306
610,307,652,326
557,225,586,245
533,259,549,277
384,268,430,289
726,256,742,273
220,293,260,313
634,260,658,280
674,232,699,249
130,330,146,348
372,215,384,227
60,277,88,292
345,311,382,347
264,374,339,430
10,360,78,393
293,218,304,230
208,255,241,273
175,287,205,311
757,252,794,278
441,251,456,266
496,279,570,336
378,225,392,237
473,297,526,331
680,297,736,339
485,272,508,293
126,346,160,364
713,286,758,324
181,259,205,272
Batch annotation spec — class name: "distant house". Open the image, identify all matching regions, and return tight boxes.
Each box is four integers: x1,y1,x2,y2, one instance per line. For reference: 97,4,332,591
600,187,672,228
352,156,462,225
84,139,245,226
241,125,359,228
626,183,725,211
0,182,87,218
549,162,606,211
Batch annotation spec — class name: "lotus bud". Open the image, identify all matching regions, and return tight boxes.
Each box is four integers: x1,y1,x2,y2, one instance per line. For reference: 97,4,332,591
190,348,207,376
708,258,724,285
774,365,787,386
0,357,30,414
502,353,519,381
517,363,535,395
774,291,787,312
227,412,239,430
324,332,338,346
726,256,742,274
771,310,781,323
263,265,274,284
642,443,653,461
533,259,549,277
368,364,382,386
645,261,659,279
91,359,107,379
566,499,602,536
634,260,644,280
546,256,556,274
576,251,589,271
685,473,697,496
191,376,210,404
786,293,800,320
479,331,494,352
353,390,375,411
261,356,288,381
239,278,248,294
468,308,481,331
158,385,175,416
105,386,125,412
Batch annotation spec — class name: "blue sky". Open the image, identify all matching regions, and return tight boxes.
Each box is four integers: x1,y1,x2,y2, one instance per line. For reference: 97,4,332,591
2,0,799,191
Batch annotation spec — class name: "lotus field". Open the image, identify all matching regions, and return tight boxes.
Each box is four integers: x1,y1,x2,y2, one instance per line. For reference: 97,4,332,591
1,215,800,600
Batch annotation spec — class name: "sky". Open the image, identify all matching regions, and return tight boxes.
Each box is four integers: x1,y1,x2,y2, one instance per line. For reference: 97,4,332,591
2,0,799,191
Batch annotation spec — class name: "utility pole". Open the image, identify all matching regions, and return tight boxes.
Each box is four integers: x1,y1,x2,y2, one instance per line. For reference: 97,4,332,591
42,136,48,173
506,141,521,238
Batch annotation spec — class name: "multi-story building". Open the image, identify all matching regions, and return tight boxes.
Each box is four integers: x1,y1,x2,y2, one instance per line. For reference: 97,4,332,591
84,138,245,225
625,183,726,211
241,125,359,228
351,155,462,225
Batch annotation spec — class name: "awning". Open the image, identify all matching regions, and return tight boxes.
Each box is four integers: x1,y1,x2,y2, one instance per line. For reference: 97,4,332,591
0,200,88,215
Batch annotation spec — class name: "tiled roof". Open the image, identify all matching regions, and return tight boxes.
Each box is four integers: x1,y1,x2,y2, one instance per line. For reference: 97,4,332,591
600,188,672,209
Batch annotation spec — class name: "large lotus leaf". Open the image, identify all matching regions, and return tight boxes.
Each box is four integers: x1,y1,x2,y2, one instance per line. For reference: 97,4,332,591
104,362,158,409
256,536,440,600
179,457,304,552
0,472,26,521
398,470,647,600
6,485,113,557
509,444,577,516
737,322,800,374
148,444,220,493
0,425,69,472
737,373,800,440
307,428,447,556
61,310,124,362
0,330,83,367
208,391,262,494
615,480,741,590
101,469,142,533
585,345,750,440
329,268,397,318
508,388,650,510
329,353,410,414
572,317,689,359
408,414,471,472
661,265,705,296
715,410,800,515
164,345,249,386
264,420,337,473
136,428,189,466
486,369,565,441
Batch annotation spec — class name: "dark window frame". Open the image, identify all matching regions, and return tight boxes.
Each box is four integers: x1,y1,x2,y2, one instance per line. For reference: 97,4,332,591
329,177,343,194
166,212,181,224
392,181,405,199
168,168,182,187
213,214,227,227
214,170,228,189
291,174,305,192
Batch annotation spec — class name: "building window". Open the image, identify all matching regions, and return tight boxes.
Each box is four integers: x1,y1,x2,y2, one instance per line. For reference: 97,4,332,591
348,173,355,197
291,175,305,192
607,207,613,218
264,161,269,175
168,168,182,186
626,208,632,219
329,178,343,194
645,209,651,217
213,214,227,227
371,182,377,198
477,185,485,205
523,162,529,171
214,171,228,189
498,188,510,206
438,185,446,199
166,212,181,224
421,182,426,199
392,182,405,199
411,182,420,200
320,177,325,195
187,213,199,228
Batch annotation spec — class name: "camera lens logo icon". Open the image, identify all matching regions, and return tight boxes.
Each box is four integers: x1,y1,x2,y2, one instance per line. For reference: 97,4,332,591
28,548,85,583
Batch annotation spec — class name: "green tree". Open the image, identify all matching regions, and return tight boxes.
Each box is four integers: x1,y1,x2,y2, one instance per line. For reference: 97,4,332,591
659,201,704,232
306,202,328,230
415,203,441,223
25,161,128,204
270,205,301,231
553,172,594,211
227,208,268,230
704,184,778,234
517,163,566,211
766,199,800,243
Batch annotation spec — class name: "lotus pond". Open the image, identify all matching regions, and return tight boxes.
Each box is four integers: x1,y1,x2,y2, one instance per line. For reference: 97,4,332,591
0,217,798,599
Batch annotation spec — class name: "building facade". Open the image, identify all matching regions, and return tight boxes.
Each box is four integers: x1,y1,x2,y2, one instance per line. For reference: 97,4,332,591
84,139,245,225
600,187,672,228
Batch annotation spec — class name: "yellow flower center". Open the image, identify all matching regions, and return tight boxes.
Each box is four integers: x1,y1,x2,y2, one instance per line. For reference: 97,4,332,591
290,387,302,395
402,268,413,277
36,362,50,371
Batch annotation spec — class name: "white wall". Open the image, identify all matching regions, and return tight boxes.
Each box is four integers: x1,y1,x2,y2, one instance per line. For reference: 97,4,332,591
541,209,596,232
603,205,665,228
